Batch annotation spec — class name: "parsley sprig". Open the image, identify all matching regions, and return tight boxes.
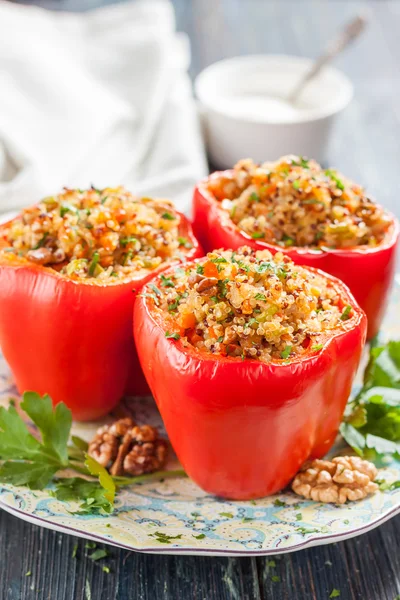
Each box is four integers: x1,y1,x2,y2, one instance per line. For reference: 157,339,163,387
0,392,186,514
340,340,400,461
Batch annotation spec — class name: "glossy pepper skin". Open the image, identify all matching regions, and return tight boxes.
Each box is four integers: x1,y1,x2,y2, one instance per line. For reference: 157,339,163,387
193,171,399,339
0,213,202,421
134,262,367,500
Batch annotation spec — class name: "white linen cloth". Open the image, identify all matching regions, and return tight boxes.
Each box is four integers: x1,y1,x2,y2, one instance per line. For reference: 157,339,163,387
0,0,207,215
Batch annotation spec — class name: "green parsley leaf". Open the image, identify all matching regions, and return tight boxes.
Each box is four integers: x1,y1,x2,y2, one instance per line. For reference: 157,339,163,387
282,234,295,247
281,346,292,360
196,264,204,275
325,169,345,191
340,305,352,321
219,512,234,518
102,566,110,574
165,331,180,340
88,252,100,277
51,477,114,514
21,391,72,465
120,236,138,247
249,192,260,203
161,212,176,220
168,296,182,312
217,336,224,343
149,531,182,544
312,344,324,351
85,455,116,506
33,232,49,249
192,533,205,539
148,284,162,297
251,232,265,239
89,548,108,561
255,293,267,302
160,274,175,288
178,237,193,249
329,590,341,598
273,499,286,507
295,513,302,521
211,257,228,264
292,180,301,190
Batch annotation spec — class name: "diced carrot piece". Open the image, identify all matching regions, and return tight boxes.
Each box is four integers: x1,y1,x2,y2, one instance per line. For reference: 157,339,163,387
203,261,219,278
179,313,197,330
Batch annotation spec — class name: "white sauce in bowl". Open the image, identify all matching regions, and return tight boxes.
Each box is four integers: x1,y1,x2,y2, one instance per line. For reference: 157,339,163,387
219,94,312,123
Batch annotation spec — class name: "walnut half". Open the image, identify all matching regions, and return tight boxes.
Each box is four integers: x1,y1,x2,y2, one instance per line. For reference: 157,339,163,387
88,417,168,477
292,456,379,504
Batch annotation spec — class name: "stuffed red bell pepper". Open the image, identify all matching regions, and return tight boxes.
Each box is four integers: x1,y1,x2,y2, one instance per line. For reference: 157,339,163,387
0,186,202,421
193,156,398,339
134,245,367,500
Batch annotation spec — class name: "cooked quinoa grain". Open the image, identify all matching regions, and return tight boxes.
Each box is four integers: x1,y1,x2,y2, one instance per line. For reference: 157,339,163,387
208,156,392,248
148,246,353,362
1,187,192,280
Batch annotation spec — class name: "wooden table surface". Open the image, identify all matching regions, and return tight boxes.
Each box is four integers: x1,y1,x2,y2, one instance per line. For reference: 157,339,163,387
2,1,400,599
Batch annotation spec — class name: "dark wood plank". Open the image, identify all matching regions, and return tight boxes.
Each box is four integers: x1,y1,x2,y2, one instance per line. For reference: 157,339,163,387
2,1,400,599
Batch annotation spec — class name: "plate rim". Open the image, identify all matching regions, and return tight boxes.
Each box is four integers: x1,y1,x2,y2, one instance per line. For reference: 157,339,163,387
1,492,400,556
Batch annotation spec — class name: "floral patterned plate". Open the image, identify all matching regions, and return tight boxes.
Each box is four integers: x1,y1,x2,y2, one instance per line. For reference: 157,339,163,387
0,278,400,557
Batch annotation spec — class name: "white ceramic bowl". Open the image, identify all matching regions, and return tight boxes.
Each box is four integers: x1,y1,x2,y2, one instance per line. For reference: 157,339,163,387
195,55,353,168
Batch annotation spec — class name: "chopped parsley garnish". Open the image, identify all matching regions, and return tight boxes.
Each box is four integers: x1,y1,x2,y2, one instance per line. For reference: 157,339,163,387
216,336,224,343
251,231,265,239
165,331,180,340
196,264,204,275
249,192,260,203
160,274,175,288
33,232,49,249
292,179,301,190
161,212,176,220
218,279,229,298
211,256,228,264
219,512,234,518
282,234,295,247
273,499,286,507
311,344,324,351
168,296,182,312
149,531,182,544
178,237,193,249
192,533,206,539
149,283,162,297
60,203,79,217
295,513,302,521
329,590,341,599
325,169,345,191
340,305,352,321
292,156,309,168
88,548,108,561
88,252,100,276
256,262,273,273
120,236,138,246
254,293,266,302
280,345,292,360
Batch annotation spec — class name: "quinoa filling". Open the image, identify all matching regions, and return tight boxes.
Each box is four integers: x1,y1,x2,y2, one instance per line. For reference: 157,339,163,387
148,247,353,362
208,156,392,249
1,187,193,280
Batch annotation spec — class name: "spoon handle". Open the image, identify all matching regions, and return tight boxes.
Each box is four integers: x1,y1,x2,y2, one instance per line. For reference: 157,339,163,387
288,14,367,104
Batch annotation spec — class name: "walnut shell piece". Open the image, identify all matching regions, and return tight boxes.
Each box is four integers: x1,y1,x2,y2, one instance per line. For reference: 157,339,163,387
88,418,168,477
291,456,379,504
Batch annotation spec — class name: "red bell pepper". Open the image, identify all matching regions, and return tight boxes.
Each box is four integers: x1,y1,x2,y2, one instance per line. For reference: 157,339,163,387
193,171,399,339
134,260,367,500
0,213,202,421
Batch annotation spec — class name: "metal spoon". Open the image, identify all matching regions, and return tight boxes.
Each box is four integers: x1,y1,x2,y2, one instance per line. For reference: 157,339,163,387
288,14,367,105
